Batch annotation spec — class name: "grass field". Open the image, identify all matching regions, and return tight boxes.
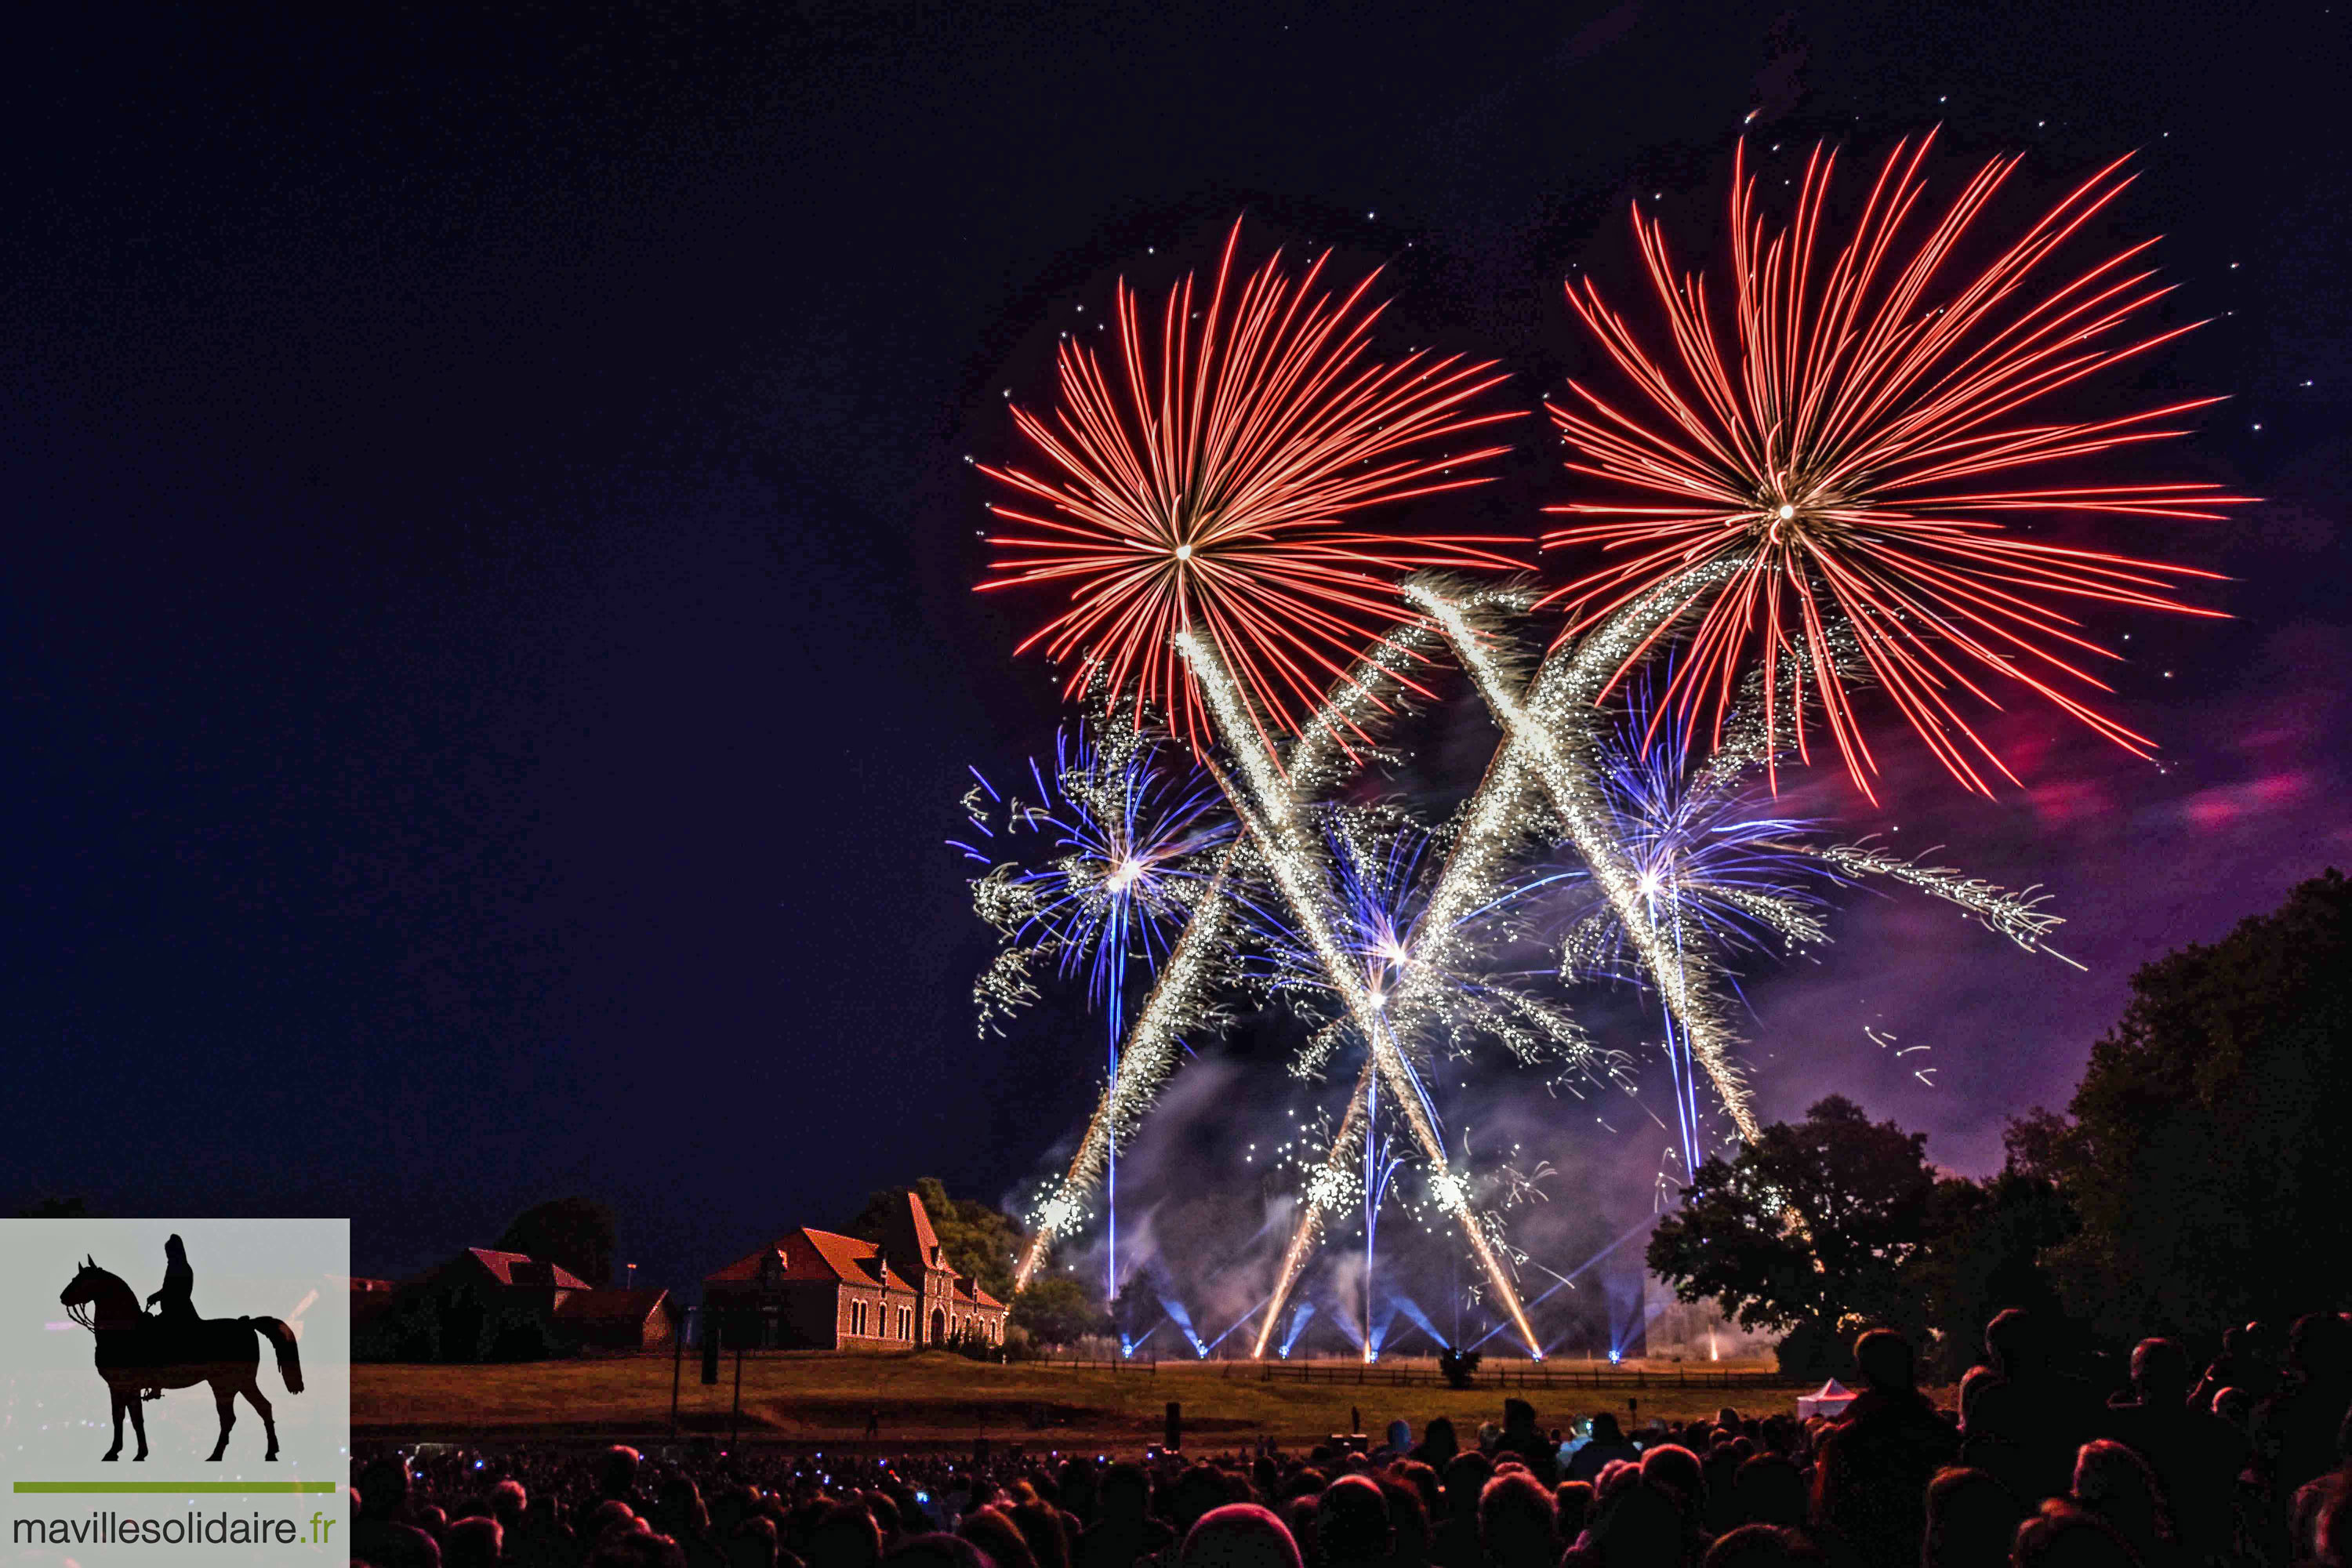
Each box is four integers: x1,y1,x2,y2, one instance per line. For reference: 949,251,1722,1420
355,1352,1799,1453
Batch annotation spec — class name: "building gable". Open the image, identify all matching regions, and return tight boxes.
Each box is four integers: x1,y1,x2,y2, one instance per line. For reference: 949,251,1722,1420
706,1228,914,1294
702,1191,1011,1354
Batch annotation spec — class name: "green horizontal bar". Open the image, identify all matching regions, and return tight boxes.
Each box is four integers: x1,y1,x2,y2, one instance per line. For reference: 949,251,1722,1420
13,1481,342,1494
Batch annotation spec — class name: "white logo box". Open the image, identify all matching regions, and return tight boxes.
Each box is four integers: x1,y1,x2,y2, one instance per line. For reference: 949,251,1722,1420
2,1218,350,1565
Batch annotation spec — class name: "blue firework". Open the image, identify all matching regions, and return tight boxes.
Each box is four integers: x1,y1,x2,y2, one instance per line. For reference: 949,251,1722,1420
956,701,1236,1041
1250,807,1596,1087
1564,688,1842,985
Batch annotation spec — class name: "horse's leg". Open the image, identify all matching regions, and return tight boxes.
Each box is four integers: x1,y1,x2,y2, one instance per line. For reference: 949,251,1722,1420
241,1374,278,1461
103,1385,124,1461
206,1378,235,1462
128,1383,150,1461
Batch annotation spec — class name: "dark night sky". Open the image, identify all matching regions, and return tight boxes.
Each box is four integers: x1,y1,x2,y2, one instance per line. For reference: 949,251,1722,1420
3,3,2347,1298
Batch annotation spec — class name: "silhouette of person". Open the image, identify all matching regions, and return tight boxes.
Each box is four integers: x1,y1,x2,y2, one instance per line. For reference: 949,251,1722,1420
1970,1308,2108,1504
2106,1337,2247,1565
1489,1399,1559,1486
140,1232,198,1401
1810,1329,1959,1568
149,1234,197,1323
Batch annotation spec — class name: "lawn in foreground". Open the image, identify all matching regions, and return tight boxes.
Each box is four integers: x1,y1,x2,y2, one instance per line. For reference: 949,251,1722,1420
357,1352,1799,1452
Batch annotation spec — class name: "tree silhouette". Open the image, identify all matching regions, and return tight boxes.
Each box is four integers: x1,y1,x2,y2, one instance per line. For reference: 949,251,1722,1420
1649,1094,1936,1377
495,1196,616,1287
2022,869,2352,1340
1908,1160,2077,1379
1008,1275,1111,1348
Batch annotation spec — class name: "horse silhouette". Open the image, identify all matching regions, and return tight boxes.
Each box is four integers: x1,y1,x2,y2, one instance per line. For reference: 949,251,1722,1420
59,1256,303,1462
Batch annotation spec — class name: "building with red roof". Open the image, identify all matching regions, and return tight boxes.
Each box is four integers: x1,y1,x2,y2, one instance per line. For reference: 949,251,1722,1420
703,1189,1008,1351
353,1247,674,1360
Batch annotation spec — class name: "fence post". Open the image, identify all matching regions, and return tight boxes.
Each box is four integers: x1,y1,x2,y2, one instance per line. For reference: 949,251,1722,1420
729,1334,744,1450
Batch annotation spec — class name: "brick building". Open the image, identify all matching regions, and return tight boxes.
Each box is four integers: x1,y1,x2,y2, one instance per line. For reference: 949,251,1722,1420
703,1189,1008,1351
354,1247,673,1360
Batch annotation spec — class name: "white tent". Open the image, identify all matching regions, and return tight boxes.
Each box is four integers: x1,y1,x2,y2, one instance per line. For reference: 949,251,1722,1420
1797,1378,1857,1420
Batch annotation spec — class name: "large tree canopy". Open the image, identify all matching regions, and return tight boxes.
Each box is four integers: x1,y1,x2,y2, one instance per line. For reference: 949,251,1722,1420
1649,1094,1936,1374
846,1178,1026,1303
495,1196,617,1287
1008,1274,1112,1348
2024,869,2352,1341
1907,1160,2077,1379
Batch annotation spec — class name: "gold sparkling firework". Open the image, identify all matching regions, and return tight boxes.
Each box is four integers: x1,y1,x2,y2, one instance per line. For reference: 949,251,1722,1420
1176,628,1542,1359
1204,586,1613,1359
1799,837,2082,969
1410,570,1765,1145
1011,623,1456,1290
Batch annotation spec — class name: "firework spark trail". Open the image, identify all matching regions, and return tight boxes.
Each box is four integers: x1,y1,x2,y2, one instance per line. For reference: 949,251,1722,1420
1409,571,1763,1149
964,702,1232,1300
1258,803,1598,1084
1247,590,1589,1359
1012,624,1456,1292
1252,580,1682,1356
1361,1108,1406,1360
1177,628,1541,1359
1254,1067,1376,1357
1011,852,1241,1290
1543,134,2249,799
1798,838,2084,968
978,218,1523,750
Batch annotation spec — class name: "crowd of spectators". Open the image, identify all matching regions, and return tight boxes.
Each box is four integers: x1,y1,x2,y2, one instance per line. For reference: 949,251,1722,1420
350,1308,2352,1568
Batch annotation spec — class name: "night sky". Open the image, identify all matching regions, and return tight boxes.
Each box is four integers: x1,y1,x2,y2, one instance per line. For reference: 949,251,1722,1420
4,4,2346,1301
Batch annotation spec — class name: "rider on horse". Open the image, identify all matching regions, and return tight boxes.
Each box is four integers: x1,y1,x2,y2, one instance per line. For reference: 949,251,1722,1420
140,1233,196,1400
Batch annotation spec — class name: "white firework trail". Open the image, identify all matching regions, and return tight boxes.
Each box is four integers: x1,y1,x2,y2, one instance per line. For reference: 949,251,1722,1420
1801,839,2083,969
1010,623,1454,1290
1410,568,1764,1152
1175,628,1542,1359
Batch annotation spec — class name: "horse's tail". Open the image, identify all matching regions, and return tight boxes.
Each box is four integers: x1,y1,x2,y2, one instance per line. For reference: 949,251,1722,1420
245,1317,304,1395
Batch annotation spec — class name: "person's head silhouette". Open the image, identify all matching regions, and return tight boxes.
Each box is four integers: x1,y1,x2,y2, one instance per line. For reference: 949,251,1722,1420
2129,1338,2189,1403
1984,1309,2046,1379
1854,1328,1916,1394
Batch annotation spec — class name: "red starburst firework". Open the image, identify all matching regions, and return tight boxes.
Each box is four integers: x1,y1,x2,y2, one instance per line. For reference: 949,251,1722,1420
978,220,1523,746
1542,133,2251,798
